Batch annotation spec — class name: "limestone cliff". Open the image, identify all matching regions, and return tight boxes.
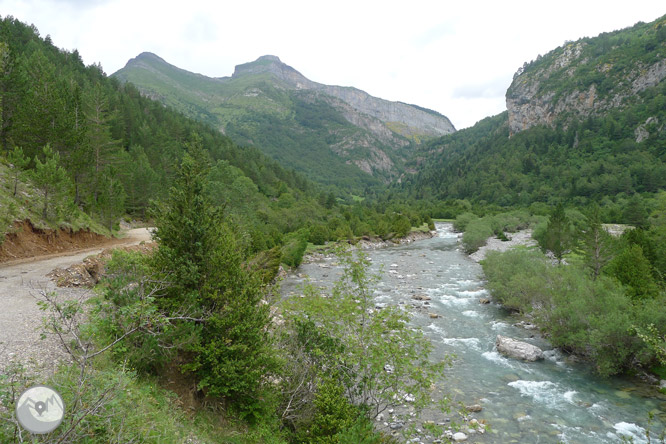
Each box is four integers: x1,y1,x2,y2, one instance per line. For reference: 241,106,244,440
506,16,666,134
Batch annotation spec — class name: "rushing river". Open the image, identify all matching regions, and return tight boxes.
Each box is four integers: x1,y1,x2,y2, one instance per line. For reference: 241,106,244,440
280,223,666,443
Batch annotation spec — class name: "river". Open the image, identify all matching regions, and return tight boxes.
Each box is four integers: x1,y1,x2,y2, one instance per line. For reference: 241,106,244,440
280,223,666,443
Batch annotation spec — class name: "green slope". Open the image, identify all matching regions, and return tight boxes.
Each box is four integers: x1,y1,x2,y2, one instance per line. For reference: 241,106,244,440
112,54,454,191
401,15,666,213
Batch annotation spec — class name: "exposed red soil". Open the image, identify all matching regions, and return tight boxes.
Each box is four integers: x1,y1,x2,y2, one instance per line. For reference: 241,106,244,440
0,219,122,264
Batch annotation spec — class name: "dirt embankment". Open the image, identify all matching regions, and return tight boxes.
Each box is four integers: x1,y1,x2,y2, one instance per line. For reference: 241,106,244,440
0,220,119,264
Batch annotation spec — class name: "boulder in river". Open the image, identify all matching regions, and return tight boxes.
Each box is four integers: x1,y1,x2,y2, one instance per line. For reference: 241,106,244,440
452,432,468,441
496,335,544,361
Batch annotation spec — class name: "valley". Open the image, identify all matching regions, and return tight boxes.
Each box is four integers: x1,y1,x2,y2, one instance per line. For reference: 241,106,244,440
0,8,665,444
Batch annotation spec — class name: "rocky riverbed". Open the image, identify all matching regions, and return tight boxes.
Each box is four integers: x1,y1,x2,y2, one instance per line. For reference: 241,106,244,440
280,223,666,443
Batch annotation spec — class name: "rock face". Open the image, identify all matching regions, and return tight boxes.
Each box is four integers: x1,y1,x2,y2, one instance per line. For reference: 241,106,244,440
506,18,666,134
496,335,544,362
232,55,456,138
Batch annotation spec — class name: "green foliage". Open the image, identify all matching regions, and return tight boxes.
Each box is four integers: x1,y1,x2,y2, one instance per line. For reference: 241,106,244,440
7,145,28,196
540,203,573,263
460,210,537,253
462,218,494,254
282,229,309,268
578,204,616,278
30,144,70,220
284,247,449,432
453,212,477,232
391,213,412,238
482,246,666,375
296,378,368,444
606,244,660,301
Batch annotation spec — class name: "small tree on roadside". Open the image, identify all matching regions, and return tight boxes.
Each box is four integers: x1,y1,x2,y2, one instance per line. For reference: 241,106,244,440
31,144,69,220
151,133,279,418
7,146,29,196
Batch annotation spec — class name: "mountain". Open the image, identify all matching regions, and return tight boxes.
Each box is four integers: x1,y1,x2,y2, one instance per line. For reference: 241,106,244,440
507,16,666,134
112,54,455,189
400,15,666,213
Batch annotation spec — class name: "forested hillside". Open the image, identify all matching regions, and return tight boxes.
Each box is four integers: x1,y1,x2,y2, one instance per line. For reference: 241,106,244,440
401,15,666,221
1,15,440,266
113,53,455,190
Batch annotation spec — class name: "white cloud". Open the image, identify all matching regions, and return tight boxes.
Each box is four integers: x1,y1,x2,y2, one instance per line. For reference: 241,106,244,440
0,0,663,128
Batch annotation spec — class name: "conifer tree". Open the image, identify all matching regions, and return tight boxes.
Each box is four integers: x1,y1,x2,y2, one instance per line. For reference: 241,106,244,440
31,144,69,220
7,145,29,196
151,134,277,415
580,204,615,279
544,203,572,264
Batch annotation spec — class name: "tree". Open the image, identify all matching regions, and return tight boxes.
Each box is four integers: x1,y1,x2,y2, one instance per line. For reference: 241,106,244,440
95,168,126,230
7,145,29,196
542,203,572,264
284,247,449,432
606,244,660,301
151,134,278,417
579,204,615,279
84,82,121,205
31,144,69,220
623,194,648,228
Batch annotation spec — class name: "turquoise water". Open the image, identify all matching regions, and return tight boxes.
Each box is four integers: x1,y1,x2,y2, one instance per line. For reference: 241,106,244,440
280,223,666,443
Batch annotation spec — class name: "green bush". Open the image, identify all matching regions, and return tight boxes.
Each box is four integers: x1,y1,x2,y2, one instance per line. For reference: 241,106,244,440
453,212,478,232
482,247,660,376
462,218,494,254
282,230,309,267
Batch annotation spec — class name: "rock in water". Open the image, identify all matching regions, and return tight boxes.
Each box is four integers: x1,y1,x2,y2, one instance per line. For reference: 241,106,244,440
496,335,544,361
452,432,468,441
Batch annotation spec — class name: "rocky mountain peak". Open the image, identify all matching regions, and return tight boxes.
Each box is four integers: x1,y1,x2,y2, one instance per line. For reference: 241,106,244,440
232,55,312,88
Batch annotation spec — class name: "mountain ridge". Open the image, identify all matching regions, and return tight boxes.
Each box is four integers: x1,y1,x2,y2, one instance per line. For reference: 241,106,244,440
112,53,455,188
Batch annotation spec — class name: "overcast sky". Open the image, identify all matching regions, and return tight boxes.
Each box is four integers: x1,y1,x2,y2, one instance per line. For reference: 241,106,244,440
1,1,664,129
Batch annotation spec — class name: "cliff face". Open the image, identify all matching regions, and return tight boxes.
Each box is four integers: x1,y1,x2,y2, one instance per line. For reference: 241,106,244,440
231,55,455,139
506,17,666,134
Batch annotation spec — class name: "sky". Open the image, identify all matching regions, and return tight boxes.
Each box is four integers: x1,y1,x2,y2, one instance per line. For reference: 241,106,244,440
0,1,664,129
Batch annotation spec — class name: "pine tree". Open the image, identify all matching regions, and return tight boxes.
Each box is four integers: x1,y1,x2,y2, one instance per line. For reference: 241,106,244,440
7,145,29,196
544,203,572,264
151,134,277,416
31,144,69,220
580,204,615,279
84,82,121,205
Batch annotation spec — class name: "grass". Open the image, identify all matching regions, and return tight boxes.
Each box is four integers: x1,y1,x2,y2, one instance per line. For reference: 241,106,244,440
0,352,287,443
410,223,431,233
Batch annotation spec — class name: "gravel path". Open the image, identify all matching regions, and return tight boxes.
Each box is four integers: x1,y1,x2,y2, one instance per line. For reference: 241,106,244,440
0,228,152,377
469,229,537,262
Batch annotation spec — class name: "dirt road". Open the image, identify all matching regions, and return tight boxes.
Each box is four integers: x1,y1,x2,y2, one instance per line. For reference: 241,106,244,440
0,228,152,377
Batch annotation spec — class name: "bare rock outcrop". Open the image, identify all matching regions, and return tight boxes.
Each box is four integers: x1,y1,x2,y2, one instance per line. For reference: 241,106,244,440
506,39,666,135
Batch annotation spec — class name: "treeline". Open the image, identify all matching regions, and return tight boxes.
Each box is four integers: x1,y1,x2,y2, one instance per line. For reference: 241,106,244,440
401,96,666,210
469,199,666,377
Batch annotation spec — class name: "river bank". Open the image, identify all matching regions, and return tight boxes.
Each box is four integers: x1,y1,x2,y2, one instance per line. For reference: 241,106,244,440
280,223,666,443
302,229,437,264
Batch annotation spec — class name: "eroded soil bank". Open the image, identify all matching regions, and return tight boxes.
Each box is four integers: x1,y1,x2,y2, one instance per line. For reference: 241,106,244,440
0,220,115,263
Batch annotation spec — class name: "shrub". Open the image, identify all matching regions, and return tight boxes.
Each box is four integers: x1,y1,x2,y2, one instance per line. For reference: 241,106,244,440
453,212,478,232
462,218,494,253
